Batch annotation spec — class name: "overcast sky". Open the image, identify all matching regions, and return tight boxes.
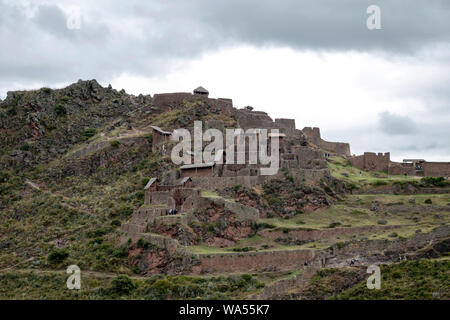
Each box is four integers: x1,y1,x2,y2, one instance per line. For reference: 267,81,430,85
1,0,449,161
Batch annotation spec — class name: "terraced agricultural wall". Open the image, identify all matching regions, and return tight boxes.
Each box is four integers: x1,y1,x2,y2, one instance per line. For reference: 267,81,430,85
259,225,399,243
191,249,317,274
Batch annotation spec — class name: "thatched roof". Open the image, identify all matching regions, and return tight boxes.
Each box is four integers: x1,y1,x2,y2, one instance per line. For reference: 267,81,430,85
269,132,286,138
144,178,158,190
150,125,171,135
193,86,209,94
178,177,192,185
180,162,215,170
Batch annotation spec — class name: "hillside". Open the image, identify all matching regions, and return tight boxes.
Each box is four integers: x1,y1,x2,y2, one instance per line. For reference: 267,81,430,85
0,81,448,300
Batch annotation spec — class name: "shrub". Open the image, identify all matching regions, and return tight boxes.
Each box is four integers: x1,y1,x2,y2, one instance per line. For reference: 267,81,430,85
81,128,97,140
47,248,69,264
328,222,341,228
19,143,31,151
136,238,153,249
87,228,108,238
424,199,432,204
256,222,276,230
110,140,120,147
421,177,448,187
389,232,398,238
152,279,172,298
110,275,136,295
142,177,150,188
372,180,388,186
232,247,254,252
54,104,66,116
111,220,121,227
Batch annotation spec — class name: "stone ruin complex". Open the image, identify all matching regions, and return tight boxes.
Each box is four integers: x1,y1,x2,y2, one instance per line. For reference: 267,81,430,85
120,86,450,275
349,152,450,177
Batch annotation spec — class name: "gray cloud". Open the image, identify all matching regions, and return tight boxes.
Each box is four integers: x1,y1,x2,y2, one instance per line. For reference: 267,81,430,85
1,0,450,91
378,111,419,135
0,0,449,160
191,0,450,53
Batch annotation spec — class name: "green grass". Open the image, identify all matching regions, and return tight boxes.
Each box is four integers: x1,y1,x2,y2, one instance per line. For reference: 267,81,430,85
0,270,264,300
334,259,450,300
201,191,221,199
327,156,422,188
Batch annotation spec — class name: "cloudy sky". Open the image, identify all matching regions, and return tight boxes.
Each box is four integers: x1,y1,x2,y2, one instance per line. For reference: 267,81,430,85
1,0,449,161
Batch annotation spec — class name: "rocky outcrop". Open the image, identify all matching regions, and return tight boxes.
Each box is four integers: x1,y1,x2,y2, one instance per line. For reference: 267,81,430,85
0,80,152,169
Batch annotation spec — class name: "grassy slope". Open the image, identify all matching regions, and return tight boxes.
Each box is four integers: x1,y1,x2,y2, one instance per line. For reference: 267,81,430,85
0,270,264,300
335,259,450,300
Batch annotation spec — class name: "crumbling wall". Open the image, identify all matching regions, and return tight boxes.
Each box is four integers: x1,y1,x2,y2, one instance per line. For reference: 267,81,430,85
302,127,350,156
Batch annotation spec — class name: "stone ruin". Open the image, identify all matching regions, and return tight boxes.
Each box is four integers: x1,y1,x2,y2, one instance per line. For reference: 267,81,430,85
119,86,449,275
349,152,450,177
121,87,348,255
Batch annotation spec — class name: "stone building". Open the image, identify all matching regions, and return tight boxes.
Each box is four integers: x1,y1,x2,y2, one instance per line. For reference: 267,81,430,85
193,86,209,97
150,125,171,153
180,162,216,178
349,152,450,177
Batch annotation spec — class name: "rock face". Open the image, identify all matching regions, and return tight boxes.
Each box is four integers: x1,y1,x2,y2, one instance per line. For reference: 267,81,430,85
0,79,152,169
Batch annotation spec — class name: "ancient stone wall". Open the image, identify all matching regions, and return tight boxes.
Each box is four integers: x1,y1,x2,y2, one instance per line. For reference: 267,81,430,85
249,260,324,299
290,146,327,169
274,118,296,136
191,249,317,274
151,92,194,112
320,140,351,156
152,92,234,116
190,175,268,190
422,162,450,177
325,225,449,267
180,166,214,178
259,225,399,243
348,154,364,170
302,127,350,156
235,110,277,129
145,191,175,206
349,152,390,172
387,162,416,176
151,131,170,152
